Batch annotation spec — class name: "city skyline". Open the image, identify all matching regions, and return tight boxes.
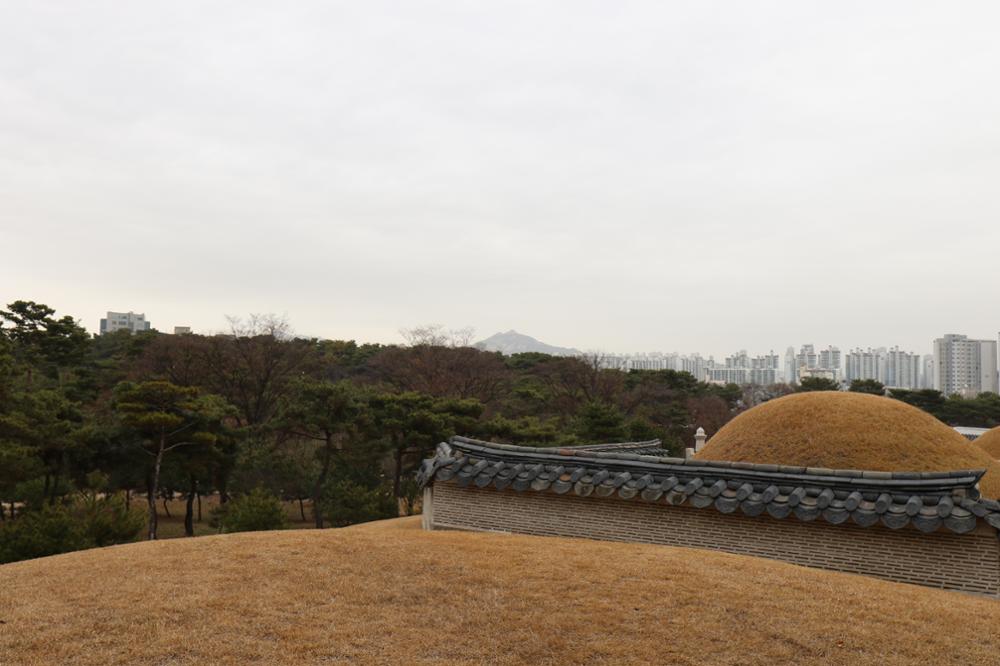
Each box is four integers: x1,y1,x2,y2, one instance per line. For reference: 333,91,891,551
79,304,999,394
65,306,998,361
56,305,1000,363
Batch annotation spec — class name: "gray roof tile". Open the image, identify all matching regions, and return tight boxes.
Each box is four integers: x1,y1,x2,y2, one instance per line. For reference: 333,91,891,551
417,437,1000,537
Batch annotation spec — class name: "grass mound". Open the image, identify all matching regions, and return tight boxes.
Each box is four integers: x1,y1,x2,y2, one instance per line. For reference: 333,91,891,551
977,427,1000,459
2,518,1000,665
696,391,1000,497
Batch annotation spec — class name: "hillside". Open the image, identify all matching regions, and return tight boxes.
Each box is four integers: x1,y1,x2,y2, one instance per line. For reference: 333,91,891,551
2,519,999,665
475,330,582,356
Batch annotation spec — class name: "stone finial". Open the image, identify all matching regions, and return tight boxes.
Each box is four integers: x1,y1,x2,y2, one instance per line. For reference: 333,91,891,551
694,427,707,452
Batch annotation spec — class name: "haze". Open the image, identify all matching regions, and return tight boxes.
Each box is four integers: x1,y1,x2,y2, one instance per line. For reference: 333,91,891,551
2,1,998,357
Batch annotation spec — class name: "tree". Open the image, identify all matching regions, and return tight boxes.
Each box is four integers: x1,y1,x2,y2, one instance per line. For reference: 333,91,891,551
0,504,88,563
114,381,234,540
280,379,366,528
531,355,624,418
478,415,568,447
888,389,947,418
849,379,885,395
0,442,42,520
198,314,315,429
0,389,82,504
575,401,627,442
76,476,145,547
797,377,840,392
319,478,395,527
368,345,509,405
213,488,288,533
399,323,475,348
684,395,734,444
620,369,707,448
0,488,143,564
369,392,482,507
0,300,89,386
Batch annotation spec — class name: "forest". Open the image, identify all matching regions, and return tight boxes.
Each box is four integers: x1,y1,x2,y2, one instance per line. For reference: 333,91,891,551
3,300,998,564
0,300,743,563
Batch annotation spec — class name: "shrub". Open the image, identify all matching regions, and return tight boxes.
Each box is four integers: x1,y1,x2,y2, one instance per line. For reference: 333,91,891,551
319,479,396,527
213,488,288,533
80,493,145,547
0,492,144,564
0,504,88,564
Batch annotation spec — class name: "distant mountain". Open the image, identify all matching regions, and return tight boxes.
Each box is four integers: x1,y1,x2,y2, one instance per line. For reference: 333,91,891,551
475,330,582,357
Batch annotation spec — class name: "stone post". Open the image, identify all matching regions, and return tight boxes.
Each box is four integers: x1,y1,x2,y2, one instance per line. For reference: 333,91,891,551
694,426,707,453
421,486,434,531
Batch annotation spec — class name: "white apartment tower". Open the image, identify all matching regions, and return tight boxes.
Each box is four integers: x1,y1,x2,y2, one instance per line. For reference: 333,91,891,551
784,346,797,385
884,347,922,390
932,334,999,397
845,348,883,383
845,346,922,389
921,355,935,389
818,346,842,374
99,311,151,335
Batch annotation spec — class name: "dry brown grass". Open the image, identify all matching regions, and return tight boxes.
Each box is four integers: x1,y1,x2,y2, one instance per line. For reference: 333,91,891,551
697,391,1000,497
976,427,1000,460
2,518,1000,665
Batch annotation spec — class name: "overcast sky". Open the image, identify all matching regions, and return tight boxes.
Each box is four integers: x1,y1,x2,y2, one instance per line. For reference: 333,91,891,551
2,1,998,357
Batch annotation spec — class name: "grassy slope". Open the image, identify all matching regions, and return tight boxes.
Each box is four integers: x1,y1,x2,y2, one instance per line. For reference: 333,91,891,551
1,518,999,665
978,427,1000,459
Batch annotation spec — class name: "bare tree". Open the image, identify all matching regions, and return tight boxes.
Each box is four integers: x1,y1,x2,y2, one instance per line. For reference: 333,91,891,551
368,345,508,406
196,314,315,428
400,324,475,348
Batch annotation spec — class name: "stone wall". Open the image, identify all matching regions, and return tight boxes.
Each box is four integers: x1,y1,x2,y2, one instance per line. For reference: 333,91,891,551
429,481,1000,595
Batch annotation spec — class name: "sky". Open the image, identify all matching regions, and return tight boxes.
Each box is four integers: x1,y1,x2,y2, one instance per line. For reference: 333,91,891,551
2,1,999,358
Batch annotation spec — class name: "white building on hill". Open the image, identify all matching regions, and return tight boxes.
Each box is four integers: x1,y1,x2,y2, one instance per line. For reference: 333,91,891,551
99,311,151,335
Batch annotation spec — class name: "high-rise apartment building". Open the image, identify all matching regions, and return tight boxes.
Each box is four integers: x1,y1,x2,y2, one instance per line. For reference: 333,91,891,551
845,347,883,383
704,350,781,385
818,346,842,374
846,346,929,390
99,311,151,335
793,344,841,381
784,347,797,385
921,355,935,389
598,352,708,379
796,344,818,372
932,334,999,397
884,347,921,390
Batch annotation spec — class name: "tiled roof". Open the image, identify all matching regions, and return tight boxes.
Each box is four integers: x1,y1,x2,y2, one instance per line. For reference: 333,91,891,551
418,436,1000,535
560,440,668,455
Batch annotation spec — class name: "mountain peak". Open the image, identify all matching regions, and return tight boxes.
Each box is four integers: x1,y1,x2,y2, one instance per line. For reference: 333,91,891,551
475,330,581,357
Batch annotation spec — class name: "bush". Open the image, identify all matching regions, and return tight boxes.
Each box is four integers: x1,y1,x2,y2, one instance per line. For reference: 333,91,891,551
0,504,88,564
0,492,144,564
213,488,288,533
80,493,145,547
319,479,396,527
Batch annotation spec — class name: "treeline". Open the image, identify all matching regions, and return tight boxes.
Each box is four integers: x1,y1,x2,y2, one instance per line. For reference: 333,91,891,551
847,379,1000,427
0,301,742,563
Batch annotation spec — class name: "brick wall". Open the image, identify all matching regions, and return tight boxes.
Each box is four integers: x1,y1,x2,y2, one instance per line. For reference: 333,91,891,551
429,482,1000,595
